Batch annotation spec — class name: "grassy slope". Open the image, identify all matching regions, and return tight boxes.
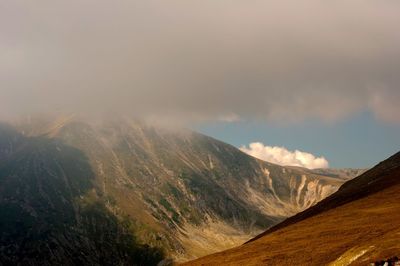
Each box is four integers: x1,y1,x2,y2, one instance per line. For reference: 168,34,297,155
185,152,400,266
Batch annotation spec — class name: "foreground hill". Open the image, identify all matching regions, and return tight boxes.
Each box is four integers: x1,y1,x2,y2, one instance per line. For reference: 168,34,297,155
185,152,400,266
0,116,362,264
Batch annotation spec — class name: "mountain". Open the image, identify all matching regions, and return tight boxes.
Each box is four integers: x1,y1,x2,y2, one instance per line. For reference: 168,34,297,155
0,115,363,264
185,152,400,266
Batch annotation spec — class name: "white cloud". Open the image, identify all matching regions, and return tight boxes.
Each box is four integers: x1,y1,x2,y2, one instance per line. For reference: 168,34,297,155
240,142,329,169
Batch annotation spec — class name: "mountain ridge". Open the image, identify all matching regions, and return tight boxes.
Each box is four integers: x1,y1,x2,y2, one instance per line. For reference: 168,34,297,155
0,116,364,263
248,151,400,243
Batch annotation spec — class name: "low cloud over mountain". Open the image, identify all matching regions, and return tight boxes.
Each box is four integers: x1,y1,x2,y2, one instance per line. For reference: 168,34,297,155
240,143,329,169
1,0,400,123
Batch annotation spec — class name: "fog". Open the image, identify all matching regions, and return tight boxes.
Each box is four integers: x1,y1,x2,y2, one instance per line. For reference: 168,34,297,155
1,0,400,123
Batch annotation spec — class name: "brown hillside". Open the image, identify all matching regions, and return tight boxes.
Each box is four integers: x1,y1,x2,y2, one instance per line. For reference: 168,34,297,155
185,152,400,266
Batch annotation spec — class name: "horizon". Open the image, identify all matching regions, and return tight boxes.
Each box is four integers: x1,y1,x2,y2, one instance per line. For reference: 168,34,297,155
1,112,398,169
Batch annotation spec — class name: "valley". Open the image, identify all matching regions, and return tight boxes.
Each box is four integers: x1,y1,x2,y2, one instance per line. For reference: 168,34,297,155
186,152,400,265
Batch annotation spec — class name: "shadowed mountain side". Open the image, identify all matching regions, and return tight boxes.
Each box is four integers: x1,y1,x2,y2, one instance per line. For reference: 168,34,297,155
0,124,164,265
184,151,400,266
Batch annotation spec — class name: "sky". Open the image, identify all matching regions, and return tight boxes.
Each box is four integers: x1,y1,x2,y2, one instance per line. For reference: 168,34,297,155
193,112,400,169
1,0,400,168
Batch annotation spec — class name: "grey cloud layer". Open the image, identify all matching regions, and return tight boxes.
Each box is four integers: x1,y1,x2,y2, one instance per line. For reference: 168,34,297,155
1,0,399,123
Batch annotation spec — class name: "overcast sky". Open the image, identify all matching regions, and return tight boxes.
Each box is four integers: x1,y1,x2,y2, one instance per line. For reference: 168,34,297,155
1,0,399,167
1,0,400,122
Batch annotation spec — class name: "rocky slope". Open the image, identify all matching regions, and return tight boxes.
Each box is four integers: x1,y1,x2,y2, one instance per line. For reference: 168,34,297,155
186,152,400,266
0,122,164,266
0,116,363,264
